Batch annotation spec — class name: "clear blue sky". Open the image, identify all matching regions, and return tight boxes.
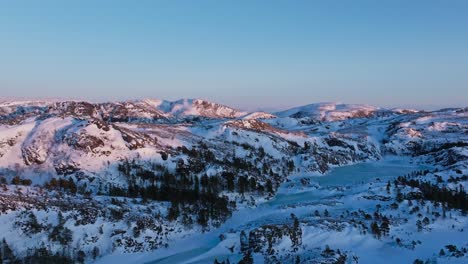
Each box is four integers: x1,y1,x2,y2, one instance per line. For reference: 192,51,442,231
1,1,467,110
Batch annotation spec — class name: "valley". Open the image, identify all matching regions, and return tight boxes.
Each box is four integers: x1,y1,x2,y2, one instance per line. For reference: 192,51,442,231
0,99,466,263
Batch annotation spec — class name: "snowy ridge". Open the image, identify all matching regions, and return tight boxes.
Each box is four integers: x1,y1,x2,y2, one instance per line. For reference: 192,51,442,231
275,102,380,121
141,98,247,119
242,111,277,120
0,99,466,264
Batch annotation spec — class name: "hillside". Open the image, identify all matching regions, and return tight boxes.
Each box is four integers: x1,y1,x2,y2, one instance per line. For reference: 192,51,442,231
0,99,466,264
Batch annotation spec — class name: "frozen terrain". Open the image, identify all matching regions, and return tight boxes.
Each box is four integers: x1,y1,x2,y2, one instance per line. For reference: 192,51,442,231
0,99,466,263
98,157,465,264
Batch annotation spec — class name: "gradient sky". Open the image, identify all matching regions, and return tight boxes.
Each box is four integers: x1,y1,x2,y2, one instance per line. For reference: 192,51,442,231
0,1,467,110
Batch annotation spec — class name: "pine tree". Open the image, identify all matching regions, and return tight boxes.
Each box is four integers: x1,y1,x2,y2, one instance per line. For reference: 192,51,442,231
223,172,234,192
1,238,17,263
68,178,77,194
295,255,301,264
240,230,249,252
58,211,65,226
380,220,390,237
77,250,86,263
248,177,257,193
304,141,311,150
197,209,208,228
11,176,21,185
266,179,274,194
167,203,180,221
422,217,430,226
416,220,423,232
290,214,302,249
371,221,381,239
27,212,42,234
92,246,100,260
238,251,253,264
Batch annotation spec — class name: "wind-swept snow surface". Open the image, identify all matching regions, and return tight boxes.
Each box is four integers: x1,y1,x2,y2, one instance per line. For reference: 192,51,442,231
0,99,466,263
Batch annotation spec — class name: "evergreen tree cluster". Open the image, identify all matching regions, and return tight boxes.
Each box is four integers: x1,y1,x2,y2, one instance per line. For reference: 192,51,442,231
11,176,32,186
49,212,73,246
290,214,302,250
22,247,75,264
45,178,77,194
113,160,236,227
14,212,43,236
395,176,467,211
109,141,289,228
0,239,75,264
370,216,390,239
0,238,19,264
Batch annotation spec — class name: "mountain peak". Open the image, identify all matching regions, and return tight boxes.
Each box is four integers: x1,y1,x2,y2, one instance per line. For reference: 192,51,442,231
147,98,248,119
275,102,380,121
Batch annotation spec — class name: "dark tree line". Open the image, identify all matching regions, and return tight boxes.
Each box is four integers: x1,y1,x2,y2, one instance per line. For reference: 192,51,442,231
45,178,77,194
0,238,75,264
109,141,289,227
11,176,32,186
370,215,390,239
395,176,467,211
113,161,238,227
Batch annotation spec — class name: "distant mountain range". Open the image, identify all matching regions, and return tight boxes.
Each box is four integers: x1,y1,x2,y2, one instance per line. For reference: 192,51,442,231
0,98,466,264
0,98,429,121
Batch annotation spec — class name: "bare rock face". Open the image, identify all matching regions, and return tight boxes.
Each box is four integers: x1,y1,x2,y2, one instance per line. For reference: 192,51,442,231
0,105,47,125
90,119,111,131
54,160,80,175
113,125,158,150
64,132,104,152
325,137,355,150
21,130,50,165
225,119,285,134
22,144,47,165
99,102,167,123
190,99,246,118
156,98,247,119
0,135,18,158
48,101,100,119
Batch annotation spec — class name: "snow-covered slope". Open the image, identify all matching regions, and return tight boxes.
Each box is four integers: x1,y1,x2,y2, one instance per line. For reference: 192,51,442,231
242,111,277,120
142,98,247,119
0,99,466,264
275,102,380,121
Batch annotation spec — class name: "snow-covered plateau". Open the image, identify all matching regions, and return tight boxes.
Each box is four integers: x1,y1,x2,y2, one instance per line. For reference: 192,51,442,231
0,99,466,264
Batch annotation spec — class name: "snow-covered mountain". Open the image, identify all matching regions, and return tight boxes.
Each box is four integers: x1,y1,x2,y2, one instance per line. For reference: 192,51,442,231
142,98,247,119
0,99,466,264
275,102,380,121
